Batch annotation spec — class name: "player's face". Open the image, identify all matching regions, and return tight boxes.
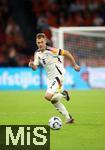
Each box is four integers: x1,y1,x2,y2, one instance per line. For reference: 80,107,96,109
36,37,46,51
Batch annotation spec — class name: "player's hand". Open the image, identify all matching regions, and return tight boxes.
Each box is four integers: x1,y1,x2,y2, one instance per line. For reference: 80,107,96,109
74,64,80,72
28,59,37,70
28,59,34,67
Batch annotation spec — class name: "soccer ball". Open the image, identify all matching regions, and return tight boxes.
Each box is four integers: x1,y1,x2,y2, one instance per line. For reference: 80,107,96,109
48,116,62,130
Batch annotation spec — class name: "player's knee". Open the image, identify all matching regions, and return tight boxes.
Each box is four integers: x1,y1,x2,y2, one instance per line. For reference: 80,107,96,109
44,95,50,101
44,95,51,101
45,93,53,101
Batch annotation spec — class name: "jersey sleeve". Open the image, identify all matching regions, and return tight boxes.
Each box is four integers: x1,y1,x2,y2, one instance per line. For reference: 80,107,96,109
33,52,40,66
50,47,65,56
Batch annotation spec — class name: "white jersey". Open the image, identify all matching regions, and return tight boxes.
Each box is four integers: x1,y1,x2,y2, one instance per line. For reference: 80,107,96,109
33,46,65,80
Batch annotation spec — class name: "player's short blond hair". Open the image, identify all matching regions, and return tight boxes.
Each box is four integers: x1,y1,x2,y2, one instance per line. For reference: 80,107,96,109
36,33,47,39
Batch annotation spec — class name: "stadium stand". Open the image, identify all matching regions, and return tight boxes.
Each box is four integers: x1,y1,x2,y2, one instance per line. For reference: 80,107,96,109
0,0,105,67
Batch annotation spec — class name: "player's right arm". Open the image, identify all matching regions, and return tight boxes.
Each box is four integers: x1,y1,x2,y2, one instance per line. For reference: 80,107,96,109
28,59,38,70
28,52,39,71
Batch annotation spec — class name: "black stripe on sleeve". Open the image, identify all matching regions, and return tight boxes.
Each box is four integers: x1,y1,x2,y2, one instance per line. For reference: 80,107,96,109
58,49,62,55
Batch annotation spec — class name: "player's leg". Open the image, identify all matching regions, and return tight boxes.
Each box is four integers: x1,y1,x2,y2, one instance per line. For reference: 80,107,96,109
62,90,70,101
44,92,53,101
45,78,70,101
45,77,73,123
55,76,70,101
45,77,64,100
45,77,64,101
51,99,74,123
51,90,73,123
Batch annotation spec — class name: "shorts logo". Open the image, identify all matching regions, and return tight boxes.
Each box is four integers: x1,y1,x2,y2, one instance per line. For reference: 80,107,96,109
50,80,56,88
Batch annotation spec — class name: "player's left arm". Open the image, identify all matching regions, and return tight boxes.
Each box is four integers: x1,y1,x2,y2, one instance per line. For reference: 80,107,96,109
61,49,80,71
51,47,80,71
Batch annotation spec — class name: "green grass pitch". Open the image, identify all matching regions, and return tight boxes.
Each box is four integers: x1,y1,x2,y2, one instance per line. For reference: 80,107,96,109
0,90,105,150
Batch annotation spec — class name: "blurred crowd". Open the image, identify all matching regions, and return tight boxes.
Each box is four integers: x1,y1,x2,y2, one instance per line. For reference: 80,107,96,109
33,0,105,28
0,0,29,67
0,0,105,67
